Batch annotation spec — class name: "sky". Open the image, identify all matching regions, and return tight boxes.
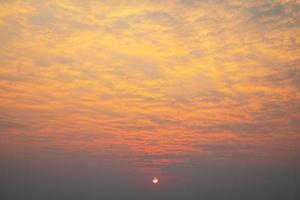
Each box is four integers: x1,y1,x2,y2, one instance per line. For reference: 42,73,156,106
0,0,300,199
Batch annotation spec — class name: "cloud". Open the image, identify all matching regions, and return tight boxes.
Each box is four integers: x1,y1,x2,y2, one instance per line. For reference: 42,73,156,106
0,0,299,172
0,120,27,130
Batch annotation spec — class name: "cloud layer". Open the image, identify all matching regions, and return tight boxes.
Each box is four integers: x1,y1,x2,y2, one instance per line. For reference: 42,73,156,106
0,0,299,175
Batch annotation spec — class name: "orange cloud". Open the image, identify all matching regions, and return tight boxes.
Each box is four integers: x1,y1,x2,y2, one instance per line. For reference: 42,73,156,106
0,0,299,174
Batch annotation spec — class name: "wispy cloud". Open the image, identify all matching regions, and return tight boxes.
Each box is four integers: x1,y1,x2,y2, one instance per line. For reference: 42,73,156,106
0,0,299,172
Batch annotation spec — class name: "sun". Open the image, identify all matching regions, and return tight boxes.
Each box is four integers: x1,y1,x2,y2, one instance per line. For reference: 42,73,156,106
152,177,159,184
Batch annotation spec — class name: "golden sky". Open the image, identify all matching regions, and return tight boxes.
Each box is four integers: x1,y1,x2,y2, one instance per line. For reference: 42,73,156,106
0,0,300,177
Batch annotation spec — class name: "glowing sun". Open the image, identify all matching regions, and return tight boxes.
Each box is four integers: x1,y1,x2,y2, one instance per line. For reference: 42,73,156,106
152,177,159,184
